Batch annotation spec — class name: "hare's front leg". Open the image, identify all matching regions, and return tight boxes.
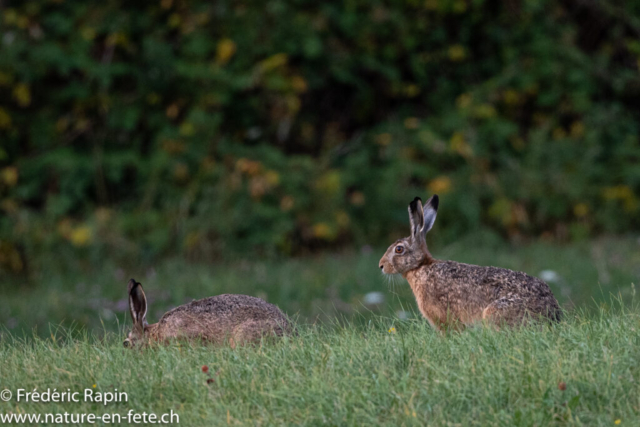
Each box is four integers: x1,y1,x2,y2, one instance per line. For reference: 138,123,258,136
481,297,529,328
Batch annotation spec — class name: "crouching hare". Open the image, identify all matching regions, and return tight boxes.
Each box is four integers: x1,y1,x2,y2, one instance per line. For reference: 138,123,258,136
379,195,562,330
124,279,293,347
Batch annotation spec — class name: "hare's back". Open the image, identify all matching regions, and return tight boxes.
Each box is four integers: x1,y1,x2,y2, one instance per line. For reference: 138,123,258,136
155,294,290,339
161,294,287,322
430,261,561,317
479,265,556,300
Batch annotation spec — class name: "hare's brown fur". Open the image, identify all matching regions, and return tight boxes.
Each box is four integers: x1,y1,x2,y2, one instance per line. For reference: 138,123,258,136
150,294,291,344
406,261,561,329
380,195,561,330
125,280,292,347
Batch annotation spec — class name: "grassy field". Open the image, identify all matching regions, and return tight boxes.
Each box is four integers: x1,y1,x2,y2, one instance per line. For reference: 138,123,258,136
1,307,639,426
1,235,639,338
1,236,639,425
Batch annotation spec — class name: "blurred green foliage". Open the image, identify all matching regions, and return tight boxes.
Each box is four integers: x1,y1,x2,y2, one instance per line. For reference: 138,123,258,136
1,0,640,272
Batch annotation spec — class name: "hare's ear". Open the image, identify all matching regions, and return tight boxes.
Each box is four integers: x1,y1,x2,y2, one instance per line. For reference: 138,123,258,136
422,195,439,234
128,279,147,329
408,197,425,241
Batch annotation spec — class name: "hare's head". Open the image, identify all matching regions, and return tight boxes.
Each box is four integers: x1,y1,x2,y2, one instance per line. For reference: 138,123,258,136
123,278,148,348
379,195,439,275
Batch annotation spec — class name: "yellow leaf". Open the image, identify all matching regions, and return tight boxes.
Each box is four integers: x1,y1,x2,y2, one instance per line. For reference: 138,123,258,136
95,208,112,224
315,171,341,195
173,163,190,182
503,89,520,106
161,139,185,154
166,104,179,119
570,121,585,139
216,39,237,65
424,0,438,11
57,219,73,239
602,185,638,212
80,27,96,41
201,156,216,173
448,45,466,61
1,167,18,186
375,133,392,146
70,226,92,247
573,203,589,218
473,104,496,119
55,117,69,133
453,0,467,13
179,122,195,136
13,83,31,107
0,199,18,214
312,223,336,240
552,127,566,140
286,94,301,113
236,158,262,176
404,117,420,129
265,170,280,186
106,32,128,47
488,198,513,226
3,9,18,25
280,196,294,212
291,75,308,93
450,132,473,158
259,53,288,72
510,136,525,151
0,241,23,272
428,176,452,195
168,13,181,28
456,93,472,109
349,191,365,206
184,232,200,250
0,107,11,129
16,16,29,29
336,211,350,227
403,84,420,98
0,72,13,86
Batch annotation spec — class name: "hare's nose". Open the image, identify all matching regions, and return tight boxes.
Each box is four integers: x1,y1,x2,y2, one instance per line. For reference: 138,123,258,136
379,263,384,270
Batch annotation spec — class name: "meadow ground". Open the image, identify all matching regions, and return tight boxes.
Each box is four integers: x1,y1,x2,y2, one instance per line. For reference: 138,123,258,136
1,234,639,337
0,308,639,426
0,235,639,425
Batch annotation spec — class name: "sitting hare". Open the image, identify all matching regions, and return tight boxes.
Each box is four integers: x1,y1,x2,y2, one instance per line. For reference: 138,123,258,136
123,279,292,347
379,195,562,329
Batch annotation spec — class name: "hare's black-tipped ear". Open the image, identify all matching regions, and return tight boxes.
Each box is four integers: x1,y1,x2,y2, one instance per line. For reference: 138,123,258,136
422,195,439,234
127,278,137,294
128,279,147,330
408,197,425,240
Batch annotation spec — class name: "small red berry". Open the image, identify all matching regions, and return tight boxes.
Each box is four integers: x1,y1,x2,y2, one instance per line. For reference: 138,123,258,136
558,381,566,391
202,365,209,373
206,378,215,384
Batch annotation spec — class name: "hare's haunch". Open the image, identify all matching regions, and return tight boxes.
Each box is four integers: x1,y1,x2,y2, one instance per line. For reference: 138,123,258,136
379,195,561,329
124,279,292,347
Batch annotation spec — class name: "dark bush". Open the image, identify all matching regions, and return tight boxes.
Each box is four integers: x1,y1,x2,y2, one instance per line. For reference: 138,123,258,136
1,0,639,271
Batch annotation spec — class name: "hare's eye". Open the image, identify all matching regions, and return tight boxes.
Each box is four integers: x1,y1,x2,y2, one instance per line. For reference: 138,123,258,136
395,245,404,254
